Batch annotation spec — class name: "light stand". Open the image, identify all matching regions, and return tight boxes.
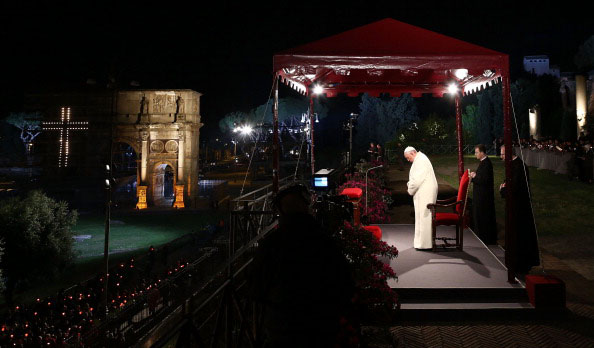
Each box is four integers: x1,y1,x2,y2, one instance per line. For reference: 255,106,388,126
365,164,383,215
103,164,111,319
348,113,358,170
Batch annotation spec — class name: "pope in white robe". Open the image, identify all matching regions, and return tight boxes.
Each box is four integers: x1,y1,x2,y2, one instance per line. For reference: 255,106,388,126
405,147,438,249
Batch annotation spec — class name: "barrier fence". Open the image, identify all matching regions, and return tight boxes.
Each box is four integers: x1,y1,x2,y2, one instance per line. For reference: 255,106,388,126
385,144,497,164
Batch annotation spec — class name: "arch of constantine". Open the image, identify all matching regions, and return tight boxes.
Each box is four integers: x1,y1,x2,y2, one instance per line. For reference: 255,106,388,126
114,90,202,209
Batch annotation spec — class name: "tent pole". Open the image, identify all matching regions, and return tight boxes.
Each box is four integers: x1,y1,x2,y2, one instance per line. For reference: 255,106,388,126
310,96,315,177
455,93,464,180
272,77,279,193
502,70,517,283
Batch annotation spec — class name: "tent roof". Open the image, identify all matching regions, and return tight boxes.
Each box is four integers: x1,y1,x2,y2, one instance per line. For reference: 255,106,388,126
273,18,508,97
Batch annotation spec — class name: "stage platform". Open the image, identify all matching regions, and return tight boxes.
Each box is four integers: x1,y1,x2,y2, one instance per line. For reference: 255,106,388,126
377,224,533,316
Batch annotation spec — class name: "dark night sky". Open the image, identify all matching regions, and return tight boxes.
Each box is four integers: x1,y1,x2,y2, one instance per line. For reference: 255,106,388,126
1,1,592,137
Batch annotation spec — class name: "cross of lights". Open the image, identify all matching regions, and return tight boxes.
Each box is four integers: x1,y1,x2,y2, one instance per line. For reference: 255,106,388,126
42,107,89,167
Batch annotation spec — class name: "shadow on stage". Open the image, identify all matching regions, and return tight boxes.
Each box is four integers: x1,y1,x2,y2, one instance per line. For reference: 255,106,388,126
376,224,534,317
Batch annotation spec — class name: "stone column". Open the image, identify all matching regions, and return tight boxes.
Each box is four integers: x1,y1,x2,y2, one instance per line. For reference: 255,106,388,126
136,130,149,209
140,130,149,183
177,130,185,183
173,129,186,209
576,75,587,136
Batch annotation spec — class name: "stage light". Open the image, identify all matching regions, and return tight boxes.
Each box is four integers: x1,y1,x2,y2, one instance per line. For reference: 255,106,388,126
240,125,253,135
312,85,324,95
454,69,468,80
447,83,459,94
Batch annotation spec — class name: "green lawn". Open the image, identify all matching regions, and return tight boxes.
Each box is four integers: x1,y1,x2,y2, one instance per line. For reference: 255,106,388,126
431,154,594,258
3,210,220,306
73,212,217,261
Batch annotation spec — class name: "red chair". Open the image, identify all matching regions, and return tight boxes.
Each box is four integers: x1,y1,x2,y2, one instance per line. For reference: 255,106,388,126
427,169,470,251
340,188,363,226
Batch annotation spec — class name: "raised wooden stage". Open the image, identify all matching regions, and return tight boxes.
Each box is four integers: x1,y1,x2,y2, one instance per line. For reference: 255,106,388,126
378,224,533,317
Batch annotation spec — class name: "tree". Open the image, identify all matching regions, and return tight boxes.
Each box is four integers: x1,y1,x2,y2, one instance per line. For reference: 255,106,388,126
574,35,594,72
4,112,43,153
356,93,419,147
462,104,479,145
477,91,494,144
0,191,78,302
0,241,4,293
218,111,251,134
511,78,538,139
490,85,503,140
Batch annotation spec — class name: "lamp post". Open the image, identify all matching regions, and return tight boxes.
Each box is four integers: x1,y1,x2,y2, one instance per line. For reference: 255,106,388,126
365,164,383,215
347,113,358,169
103,164,111,318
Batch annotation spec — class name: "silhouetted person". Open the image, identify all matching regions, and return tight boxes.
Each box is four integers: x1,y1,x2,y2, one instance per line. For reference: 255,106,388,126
499,145,540,274
376,143,384,162
470,144,497,244
249,185,354,347
367,142,377,162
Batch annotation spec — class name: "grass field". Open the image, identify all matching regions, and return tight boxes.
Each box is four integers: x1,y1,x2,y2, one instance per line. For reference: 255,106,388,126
3,210,221,306
431,154,594,260
73,212,217,260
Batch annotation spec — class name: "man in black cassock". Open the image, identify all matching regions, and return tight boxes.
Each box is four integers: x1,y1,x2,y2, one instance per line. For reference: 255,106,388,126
469,144,497,245
499,145,540,273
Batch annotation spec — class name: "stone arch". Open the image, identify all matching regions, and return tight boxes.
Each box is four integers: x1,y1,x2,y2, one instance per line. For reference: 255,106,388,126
151,160,176,206
115,90,203,209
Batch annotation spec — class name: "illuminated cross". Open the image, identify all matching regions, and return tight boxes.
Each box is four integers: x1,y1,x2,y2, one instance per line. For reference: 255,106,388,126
42,107,89,167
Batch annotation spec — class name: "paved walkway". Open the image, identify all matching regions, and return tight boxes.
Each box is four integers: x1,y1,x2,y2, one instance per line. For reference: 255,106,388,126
371,163,594,347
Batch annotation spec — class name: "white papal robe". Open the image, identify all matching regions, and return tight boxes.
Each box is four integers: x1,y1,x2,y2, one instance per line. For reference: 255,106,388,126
407,152,438,249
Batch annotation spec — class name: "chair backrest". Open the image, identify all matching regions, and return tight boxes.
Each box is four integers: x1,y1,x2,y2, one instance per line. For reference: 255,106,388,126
456,169,470,215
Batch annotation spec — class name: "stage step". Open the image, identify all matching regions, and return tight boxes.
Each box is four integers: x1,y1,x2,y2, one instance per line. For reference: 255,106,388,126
392,286,534,320
400,302,532,310
395,287,528,303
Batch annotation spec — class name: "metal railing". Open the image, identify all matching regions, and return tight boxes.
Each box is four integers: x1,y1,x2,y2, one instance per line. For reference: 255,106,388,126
231,175,295,210
137,179,292,347
385,144,496,164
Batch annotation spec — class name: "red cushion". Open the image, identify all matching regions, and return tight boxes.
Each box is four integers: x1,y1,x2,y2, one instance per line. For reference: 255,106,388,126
340,187,363,199
525,275,565,308
456,170,470,215
435,212,460,225
363,225,382,240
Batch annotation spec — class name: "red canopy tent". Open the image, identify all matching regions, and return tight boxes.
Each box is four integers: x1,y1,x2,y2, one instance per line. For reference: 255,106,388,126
271,18,517,282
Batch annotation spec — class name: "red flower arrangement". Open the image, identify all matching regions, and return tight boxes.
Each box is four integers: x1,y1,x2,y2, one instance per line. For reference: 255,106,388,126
333,222,399,314
338,171,392,224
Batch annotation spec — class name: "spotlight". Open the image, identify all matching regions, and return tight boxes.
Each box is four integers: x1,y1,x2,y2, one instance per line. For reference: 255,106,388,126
240,125,253,135
447,83,459,94
312,85,324,95
454,69,468,80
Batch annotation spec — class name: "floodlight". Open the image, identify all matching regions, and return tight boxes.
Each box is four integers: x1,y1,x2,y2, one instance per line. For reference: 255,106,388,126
312,85,324,95
240,125,253,135
454,69,468,80
447,83,459,94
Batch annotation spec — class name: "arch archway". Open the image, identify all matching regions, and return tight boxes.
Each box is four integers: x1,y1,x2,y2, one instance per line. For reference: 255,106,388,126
152,161,176,207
